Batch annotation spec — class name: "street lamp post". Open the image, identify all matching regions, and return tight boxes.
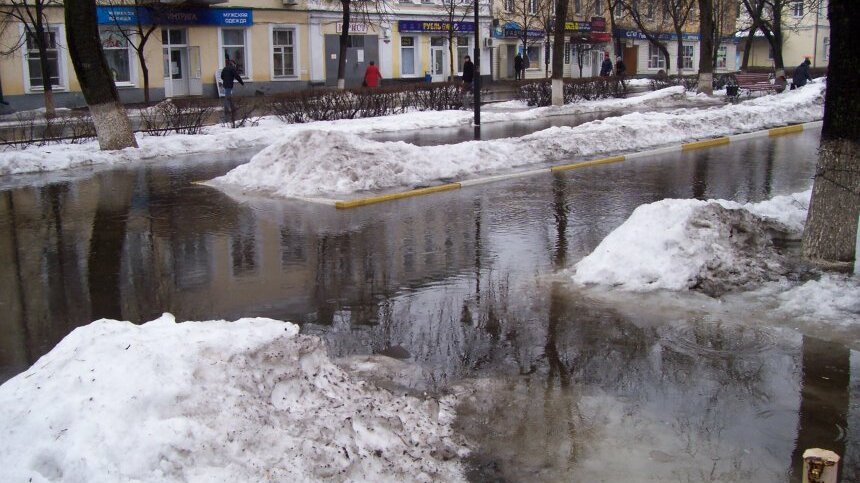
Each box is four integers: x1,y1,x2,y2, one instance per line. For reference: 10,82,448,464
473,0,481,139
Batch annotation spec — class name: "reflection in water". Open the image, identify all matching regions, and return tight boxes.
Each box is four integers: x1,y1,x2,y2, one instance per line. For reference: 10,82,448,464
1,129,857,479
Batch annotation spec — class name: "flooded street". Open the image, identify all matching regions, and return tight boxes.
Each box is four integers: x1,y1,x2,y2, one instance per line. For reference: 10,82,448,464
1,127,858,481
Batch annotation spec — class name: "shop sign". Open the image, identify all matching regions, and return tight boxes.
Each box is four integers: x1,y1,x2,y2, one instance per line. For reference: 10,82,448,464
398,20,474,32
564,21,591,32
591,17,606,32
96,6,253,26
590,32,612,42
614,28,700,42
336,23,369,33
502,28,544,39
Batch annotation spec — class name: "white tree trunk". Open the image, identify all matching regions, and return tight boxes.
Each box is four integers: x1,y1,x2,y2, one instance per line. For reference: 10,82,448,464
89,102,138,151
551,78,563,106
698,72,713,95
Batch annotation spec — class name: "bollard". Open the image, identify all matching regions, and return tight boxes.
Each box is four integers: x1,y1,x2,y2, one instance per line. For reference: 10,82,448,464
802,448,840,483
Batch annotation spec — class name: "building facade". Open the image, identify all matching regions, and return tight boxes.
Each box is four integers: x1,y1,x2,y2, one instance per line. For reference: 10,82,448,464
736,0,830,71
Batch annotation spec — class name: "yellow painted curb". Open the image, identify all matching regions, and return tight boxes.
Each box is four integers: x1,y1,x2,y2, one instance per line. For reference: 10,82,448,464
769,124,804,136
335,183,461,209
681,137,730,151
550,155,626,172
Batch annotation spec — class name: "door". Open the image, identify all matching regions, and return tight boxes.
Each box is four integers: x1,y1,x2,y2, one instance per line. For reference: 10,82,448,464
324,35,379,87
430,37,446,82
162,29,189,98
623,46,638,76
591,50,603,77
506,44,516,79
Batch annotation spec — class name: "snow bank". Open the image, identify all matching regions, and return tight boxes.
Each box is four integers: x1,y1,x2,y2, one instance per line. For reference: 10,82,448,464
208,83,824,198
572,191,812,295
0,314,467,482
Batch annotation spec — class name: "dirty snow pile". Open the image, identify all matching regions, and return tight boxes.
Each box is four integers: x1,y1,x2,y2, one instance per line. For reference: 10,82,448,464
208,82,824,198
0,314,467,482
573,190,858,300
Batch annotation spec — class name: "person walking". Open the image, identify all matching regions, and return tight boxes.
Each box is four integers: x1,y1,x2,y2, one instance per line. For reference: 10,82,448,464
461,55,474,91
220,59,244,121
363,61,382,88
791,58,812,89
614,56,626,78
514,53,523,80
600,53,613,77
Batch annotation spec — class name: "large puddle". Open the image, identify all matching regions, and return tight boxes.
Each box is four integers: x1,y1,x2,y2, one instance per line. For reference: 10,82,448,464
1,127,857,481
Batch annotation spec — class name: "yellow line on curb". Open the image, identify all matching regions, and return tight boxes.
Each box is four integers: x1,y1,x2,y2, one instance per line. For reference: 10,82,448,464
768,124,804,136
551,155,626,172
681,137,730,151
335,183,461,209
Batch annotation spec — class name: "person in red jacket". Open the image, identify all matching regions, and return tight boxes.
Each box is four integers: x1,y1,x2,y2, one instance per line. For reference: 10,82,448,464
363,61,382,88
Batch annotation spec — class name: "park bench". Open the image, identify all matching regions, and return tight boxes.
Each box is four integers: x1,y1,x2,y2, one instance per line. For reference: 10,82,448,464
727,72,785,98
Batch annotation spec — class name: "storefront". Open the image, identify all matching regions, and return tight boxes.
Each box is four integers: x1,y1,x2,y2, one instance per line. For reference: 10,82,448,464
396,20,476,82
492,22,545,80
613,28,703,76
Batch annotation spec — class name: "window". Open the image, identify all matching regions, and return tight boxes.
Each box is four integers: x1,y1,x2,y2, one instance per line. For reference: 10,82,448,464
25,27,63,90
221,28,248,76
457,36,470,73
614,2,623,17
646,0,655,18
574,0,581,14
401,36,416,75
564,42,570,64
528,0,537,14
526,45,541,67
682,44,694,69
716,45,727,69
272,27,297,78
648,43,665,68
504,0,514,12
100,28,132,84
594,0,602,15
823,37,829,62
791,0,803,16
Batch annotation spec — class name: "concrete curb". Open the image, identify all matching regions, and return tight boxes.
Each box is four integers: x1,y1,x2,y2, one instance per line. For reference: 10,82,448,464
330,120,823,210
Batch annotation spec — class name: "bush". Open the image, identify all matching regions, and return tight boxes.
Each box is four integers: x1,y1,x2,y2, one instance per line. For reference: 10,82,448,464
139,99,213,136
517,77,627,107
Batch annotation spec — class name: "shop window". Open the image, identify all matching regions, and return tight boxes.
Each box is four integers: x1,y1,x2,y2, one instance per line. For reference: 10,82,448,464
526,45,541,68
221,28,248,77
272,26,297,78
682,44,694,69
25,26,63,90
401,36,416,76
716,45,727,69
456,36,470,73
648,43,665,68
162,29,186,45
100,28,132,84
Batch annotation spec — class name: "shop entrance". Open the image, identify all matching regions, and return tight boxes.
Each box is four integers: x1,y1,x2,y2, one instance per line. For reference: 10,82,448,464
163,29,189,98
430,37,446,82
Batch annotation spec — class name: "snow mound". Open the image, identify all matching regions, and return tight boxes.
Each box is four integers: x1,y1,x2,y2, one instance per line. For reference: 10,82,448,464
772,273,860,322
207,84,823,198
0,314,467,482
571,194,810,296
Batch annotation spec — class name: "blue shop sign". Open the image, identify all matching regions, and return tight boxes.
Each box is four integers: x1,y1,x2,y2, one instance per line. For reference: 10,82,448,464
614,28,699,42
398,20,474,32
97,6,253,26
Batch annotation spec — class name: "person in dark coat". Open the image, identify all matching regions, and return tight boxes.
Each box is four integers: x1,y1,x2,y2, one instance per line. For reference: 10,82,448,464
792,58,812,89
461,55,474,90
615,57,626,77
600,53,613,76
514,53,523,80
220,59,244,119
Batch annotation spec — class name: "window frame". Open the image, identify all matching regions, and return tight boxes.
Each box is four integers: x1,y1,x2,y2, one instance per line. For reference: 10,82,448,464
791,0,803,17
270,24,300,80
22,23,67,93
682,44,694,69
99,26,136,87
525,45,541,69
716,45,727,69
456,36,471,74
400,35,417,77
647,43,665,69
218,26,252,80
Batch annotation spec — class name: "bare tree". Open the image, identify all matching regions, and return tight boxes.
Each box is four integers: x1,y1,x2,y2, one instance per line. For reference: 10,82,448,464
710,0,739,69
65,0,137,150
550,0,571,104
663,0,696,76
697,0,714,93
440,0,474,81
498,0,549,72
801,0,859,270
0,0,61,116
618,0,673,71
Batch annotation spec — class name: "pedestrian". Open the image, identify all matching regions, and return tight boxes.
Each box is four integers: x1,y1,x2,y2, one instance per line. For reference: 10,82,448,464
461,55,474,91
615,56,626,78
600,53,613,77
791,57,812,89
523,53,531,76
220,59,244,121
363,60,382,88
514,53,523,80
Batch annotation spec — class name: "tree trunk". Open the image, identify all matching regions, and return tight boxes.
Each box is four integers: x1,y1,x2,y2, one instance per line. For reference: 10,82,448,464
551,0,570,106
675,34,684,77
697,0,714,94
33,20,56,118
337,1,350,89
770,2,785,76
801,0,859,269
138,49,150,105
64,0,138,150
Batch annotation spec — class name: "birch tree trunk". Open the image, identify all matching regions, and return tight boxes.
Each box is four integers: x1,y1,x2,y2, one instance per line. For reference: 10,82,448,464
64,0,137,150
801,0,859,270
551,0,570,106
697,0,714,94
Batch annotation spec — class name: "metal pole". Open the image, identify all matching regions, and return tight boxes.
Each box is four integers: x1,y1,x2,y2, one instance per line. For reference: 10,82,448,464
473,0,481,140
812,2,820,67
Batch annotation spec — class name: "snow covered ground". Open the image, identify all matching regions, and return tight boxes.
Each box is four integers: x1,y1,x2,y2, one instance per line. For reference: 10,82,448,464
0,315,467,482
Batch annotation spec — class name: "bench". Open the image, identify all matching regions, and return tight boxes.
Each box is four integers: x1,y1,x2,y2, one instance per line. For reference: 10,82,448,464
728,72,785,97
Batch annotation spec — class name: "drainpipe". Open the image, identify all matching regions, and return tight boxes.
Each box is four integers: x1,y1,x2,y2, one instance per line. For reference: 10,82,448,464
812,2,820,67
